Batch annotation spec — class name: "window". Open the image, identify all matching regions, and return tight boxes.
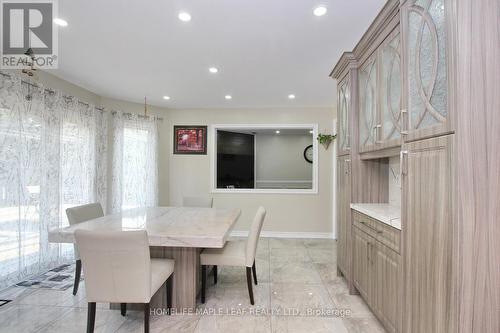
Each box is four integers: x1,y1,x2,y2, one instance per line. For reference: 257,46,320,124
211,124,318,194
0,74,107,289
111,113,159,212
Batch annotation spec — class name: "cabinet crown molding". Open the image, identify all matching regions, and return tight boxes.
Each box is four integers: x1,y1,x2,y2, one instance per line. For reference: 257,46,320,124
352,0,399,61
330,0,399,79
330,52,357,80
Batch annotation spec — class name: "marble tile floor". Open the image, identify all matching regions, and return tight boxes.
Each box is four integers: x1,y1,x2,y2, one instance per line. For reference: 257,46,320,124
0,238,385,333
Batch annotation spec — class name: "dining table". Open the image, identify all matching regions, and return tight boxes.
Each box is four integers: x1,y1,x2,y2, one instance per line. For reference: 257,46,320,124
48,206,241,311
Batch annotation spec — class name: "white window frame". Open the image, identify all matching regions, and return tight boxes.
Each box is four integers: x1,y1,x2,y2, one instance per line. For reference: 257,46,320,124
210,124,319,194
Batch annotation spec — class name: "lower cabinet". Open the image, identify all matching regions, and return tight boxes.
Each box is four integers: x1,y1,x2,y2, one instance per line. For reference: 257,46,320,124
374,242,401,333
352,228,370,300
353,223,401,333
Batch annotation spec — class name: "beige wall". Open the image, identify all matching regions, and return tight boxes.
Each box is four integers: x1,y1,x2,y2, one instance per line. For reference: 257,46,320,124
23,70,337,235
255,133,313,183
165,108,336,234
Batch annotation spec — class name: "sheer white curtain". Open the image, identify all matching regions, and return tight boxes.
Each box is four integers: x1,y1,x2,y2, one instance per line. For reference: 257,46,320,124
111,112,159,213
0,72,108,289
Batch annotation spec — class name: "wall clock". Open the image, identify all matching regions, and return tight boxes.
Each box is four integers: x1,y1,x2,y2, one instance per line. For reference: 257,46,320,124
303,145,313,163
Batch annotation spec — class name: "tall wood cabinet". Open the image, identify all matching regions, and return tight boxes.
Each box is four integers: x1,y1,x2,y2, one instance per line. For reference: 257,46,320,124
331,0,499,332
336,154,351,277
402,135,452,332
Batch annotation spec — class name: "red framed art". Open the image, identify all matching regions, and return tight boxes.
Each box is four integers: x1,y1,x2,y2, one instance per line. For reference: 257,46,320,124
173,125,207,154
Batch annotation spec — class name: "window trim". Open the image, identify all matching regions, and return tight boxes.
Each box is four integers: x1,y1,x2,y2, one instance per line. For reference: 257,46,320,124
210,124,319,194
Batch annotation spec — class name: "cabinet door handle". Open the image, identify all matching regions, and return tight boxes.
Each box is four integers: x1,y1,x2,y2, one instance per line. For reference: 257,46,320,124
400,109,408,135
368,242,375,265
344,159,351,175
367,242,371,265
400,150,408,188
360,221,382,234
372,124,382,143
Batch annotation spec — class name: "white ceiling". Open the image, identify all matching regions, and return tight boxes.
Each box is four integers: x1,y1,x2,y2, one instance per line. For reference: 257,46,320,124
50,0,386,109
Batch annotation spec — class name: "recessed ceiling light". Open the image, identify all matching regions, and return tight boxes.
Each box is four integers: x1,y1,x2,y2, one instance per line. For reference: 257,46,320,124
275,130,280,134
225,95,232,100
178,12,191,22
209,67,218,74
53,18,68,27
288,94,296,99
163,96,170,100
313,6,327,17
309,130,313,134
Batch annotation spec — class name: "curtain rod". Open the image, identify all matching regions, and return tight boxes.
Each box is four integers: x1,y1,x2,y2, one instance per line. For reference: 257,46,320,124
110,110,163,121
1,73,106,111
0,71,163,121
0,71,105,111
0,72,164,120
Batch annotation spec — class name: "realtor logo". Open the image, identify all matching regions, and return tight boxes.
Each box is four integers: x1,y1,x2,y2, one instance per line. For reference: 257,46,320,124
1,0,58,69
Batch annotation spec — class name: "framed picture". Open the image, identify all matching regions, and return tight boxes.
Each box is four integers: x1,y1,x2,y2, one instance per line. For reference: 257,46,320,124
173,125,207,154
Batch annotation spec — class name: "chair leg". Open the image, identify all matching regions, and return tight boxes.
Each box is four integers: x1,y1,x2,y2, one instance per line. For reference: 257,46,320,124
166,275,173,315
120,303,126,316
201,265,206,304
73,259,82,296
252,261,258,285
213,265,217,285
87,302,96,333
246,267,254,305
144,303,150,333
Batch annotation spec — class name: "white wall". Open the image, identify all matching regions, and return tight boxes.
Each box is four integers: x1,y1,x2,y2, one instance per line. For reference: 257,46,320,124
388,156,401,207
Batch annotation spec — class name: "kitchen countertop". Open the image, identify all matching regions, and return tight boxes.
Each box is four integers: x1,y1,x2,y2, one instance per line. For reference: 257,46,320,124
350,203,401,230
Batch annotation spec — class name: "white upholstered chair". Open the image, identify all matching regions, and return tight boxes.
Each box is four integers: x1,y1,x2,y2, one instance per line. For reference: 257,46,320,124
200,206,266,305
74,230,174,333
182,196,213,208
65,203,104,295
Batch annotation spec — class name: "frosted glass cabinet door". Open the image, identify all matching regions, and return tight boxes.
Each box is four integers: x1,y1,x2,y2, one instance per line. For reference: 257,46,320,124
338,77,350,154
407,0,448,135
381,32,402,142
359,58,378,150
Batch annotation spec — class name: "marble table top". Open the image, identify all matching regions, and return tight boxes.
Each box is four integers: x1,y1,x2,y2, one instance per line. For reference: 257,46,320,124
48,207,241,248
350,203,401,230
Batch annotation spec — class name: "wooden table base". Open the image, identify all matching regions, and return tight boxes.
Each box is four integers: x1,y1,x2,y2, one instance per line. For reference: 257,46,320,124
111,246,201,312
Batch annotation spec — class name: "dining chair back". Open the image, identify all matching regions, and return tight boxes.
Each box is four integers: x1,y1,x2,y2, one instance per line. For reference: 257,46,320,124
74,229,174,333
245,206,266,267
74,230,152,303
66,203,104,226
65,203,104,295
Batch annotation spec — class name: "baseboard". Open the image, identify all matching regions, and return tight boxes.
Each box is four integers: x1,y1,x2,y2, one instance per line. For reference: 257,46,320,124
230,230,334,239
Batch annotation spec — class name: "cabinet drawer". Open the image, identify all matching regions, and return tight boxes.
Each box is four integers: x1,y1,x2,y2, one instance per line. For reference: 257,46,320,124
352,211,401,254
353,211,379,240
376,221,400,254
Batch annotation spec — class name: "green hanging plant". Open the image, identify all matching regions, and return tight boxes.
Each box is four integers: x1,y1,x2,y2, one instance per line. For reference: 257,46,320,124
317,133,337,149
